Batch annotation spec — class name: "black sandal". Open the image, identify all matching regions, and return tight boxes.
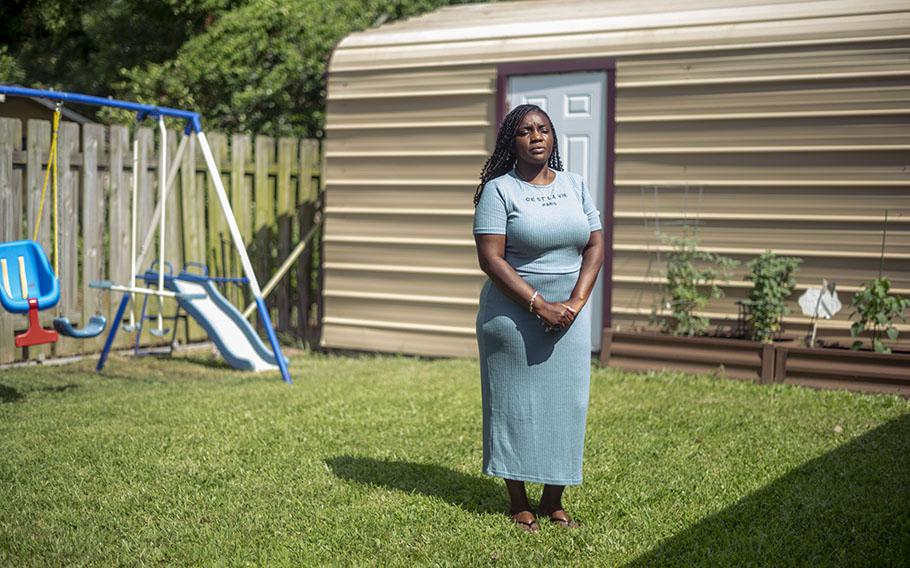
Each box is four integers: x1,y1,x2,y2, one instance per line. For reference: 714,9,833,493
542,509,579,529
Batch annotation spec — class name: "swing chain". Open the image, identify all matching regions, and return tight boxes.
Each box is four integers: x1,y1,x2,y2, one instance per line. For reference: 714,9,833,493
33,103,63,275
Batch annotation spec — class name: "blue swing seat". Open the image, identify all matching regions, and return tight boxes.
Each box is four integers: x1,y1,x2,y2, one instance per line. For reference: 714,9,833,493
0,240,60,313
0,240,107,340
53,316,107,339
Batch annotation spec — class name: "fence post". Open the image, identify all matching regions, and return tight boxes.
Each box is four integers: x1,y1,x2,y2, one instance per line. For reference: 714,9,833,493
55,122,79,356
165,129,184,343
230,134,251,309
132,127,154,349
0,118,22,364
81,123,105,352
181,132,206,342
108,125,132,352
297,139,319,346
205,132,229,286
25,120,51,360
276,137,297,334
254,135,276,330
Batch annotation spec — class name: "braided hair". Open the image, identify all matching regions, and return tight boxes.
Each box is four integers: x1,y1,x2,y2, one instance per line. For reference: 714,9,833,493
473,104,563,207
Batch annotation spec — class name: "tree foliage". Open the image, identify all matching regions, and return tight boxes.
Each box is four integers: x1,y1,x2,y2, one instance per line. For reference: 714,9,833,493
0,47,25,84
0,0,238,94
2,0,482,136
116,0,475,137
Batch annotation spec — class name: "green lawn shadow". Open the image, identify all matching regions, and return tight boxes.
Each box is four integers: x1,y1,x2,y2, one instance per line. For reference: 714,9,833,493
0,382,79,403
326,456,505,516
0,383,24,403
624,413,910,567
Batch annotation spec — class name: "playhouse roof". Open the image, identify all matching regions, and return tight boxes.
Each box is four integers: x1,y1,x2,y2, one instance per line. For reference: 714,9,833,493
330,0,908,72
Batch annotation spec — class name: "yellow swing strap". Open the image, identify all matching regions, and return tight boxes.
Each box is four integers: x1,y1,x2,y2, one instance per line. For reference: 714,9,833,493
33,105,62,274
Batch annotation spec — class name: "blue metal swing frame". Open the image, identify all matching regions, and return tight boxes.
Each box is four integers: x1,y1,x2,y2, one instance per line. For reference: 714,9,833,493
0,85,292,384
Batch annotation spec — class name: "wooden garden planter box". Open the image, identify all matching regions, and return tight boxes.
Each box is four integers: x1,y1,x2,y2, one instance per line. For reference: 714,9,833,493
773,344,910,396
600,329,781,384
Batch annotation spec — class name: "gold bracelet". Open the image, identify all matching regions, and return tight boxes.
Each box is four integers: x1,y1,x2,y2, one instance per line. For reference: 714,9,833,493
528,290,539,312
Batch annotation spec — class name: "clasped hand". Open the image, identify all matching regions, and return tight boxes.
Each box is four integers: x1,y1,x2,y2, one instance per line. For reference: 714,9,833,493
534,298,582,333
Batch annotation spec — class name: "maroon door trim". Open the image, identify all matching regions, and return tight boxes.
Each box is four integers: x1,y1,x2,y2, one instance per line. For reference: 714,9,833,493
496,58,617,337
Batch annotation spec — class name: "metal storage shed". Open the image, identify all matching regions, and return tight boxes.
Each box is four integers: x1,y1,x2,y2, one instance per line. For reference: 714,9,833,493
322,0,910,357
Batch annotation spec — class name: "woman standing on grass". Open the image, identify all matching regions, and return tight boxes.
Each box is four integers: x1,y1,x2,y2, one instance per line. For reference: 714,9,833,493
473,104,604,533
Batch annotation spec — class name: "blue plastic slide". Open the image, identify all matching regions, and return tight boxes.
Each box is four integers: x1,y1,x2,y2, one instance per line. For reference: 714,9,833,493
165,277,286,372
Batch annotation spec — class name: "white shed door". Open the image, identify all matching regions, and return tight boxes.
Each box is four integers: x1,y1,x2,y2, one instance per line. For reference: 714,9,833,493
508,71,607,351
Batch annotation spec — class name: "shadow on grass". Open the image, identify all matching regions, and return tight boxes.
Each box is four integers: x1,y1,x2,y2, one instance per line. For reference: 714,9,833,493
624,413,910,567
0,382,76,403
95,353,242,384
326,456,505,516
35,383,80,394
0,383,23,403
172,354,235,371
124,350,235,372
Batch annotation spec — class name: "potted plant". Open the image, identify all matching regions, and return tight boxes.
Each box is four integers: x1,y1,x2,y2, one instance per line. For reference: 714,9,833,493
604,228,782,384
741,251,802,344
773,212,910,394
653,229,739,337
774,275,910,395
848,276,910,354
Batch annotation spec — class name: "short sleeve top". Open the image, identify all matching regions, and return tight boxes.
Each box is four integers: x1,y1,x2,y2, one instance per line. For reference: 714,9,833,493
473,169,602,274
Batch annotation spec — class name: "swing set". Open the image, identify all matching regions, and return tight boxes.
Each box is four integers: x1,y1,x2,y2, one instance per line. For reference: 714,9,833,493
0,104,107,348
0,86,293,384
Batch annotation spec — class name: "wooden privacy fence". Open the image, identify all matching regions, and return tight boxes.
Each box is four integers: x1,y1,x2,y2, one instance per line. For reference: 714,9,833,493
0,117,322,365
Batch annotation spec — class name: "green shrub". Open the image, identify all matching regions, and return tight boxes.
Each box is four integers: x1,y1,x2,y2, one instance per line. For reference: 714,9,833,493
0,46,24,83
653,228,739,337
111,0,481,136
849,276,910,353
741,251,802,343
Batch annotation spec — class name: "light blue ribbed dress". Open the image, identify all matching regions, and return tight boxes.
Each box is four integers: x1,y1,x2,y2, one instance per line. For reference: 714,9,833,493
474,168,602,485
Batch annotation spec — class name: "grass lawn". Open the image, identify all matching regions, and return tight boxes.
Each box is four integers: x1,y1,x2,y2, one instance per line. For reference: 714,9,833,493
1,350,908,566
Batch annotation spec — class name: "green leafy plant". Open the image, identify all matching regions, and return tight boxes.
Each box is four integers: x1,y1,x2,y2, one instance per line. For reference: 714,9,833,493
653,228,739,337
741,251,802,343
0,46,24,83
848,276,910,353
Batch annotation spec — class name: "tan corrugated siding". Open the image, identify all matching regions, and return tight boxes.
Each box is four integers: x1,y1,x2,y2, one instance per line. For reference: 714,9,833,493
331,2,910,71
324,0,910,356
613,34,909,347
